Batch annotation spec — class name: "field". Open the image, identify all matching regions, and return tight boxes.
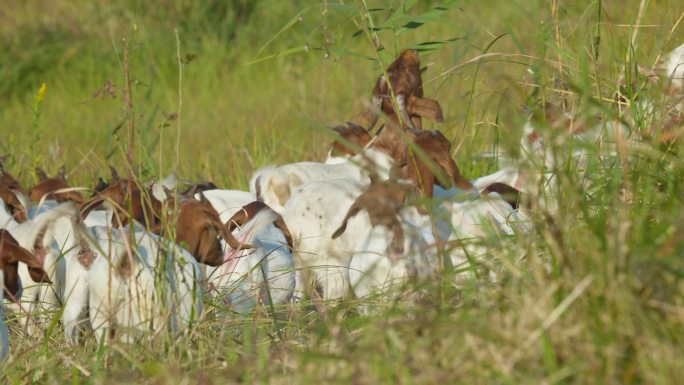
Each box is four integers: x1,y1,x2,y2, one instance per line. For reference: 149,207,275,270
2,0,684,383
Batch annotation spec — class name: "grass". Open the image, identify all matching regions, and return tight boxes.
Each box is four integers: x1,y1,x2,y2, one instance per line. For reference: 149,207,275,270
2,0,684,383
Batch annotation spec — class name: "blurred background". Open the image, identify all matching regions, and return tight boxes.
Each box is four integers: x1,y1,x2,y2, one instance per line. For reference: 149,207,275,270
0,0,681,187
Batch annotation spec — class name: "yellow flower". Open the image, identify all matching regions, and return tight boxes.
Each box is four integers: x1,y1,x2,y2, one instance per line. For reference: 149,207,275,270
35,82,47,104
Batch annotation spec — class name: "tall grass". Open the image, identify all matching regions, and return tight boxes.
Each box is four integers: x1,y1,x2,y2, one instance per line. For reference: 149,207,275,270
2,0,684,383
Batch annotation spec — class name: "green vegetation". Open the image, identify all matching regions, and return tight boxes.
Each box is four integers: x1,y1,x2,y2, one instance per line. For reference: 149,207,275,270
2,0,684,383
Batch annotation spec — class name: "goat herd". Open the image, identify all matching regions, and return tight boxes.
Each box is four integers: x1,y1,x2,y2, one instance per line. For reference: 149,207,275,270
1,46,683,359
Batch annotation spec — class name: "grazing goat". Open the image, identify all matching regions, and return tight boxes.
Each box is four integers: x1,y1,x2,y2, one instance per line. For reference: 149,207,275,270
281,130,469,300
86,224,203,344
207,201,295,314
0,229,50,360
334,182,446,312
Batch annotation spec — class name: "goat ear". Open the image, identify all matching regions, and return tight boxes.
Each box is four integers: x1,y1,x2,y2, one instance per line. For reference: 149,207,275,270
226,208,248,232
408,97,443,123
482,183,521,210
331,203,363,239
432,153,473,191
109,165,119,181
58,165,66,180
93,177,108,195
273,216,294,252
0,233,51,284
0,184,27,222
35,167,48,182
412,159,436,199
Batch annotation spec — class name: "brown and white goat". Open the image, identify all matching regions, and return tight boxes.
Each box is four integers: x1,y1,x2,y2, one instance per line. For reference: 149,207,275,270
280,130,468,300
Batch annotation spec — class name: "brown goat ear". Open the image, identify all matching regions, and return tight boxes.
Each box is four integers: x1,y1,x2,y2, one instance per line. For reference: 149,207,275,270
109,165,119,181
273,217,294,252
433,154,472,191
0,231,51,285
226,208,248,232
0,184,27,222
225,201,265,231
35,167,48,182
408,96,443,123
331,203,363,239
482,183,522,209
58,165,66,180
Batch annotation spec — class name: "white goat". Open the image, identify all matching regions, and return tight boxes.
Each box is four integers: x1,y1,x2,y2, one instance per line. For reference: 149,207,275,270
281,178,367,301
250,139,396,214
86,224,203,344
207,203,295,314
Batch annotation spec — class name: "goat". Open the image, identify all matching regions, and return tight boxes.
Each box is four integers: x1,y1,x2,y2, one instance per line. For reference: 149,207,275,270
85,223,204,344
207,201,295,314
0,229,50,360
1,202,90,342
281,130,469,300
332,182,446,313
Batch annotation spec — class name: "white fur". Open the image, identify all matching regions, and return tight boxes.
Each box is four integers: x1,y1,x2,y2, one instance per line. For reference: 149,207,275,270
87,225,203,344
194,189,255,222
5,202,90,343
250,147,394,214
281,179,367,300
348,207,445,314
662,43,684,91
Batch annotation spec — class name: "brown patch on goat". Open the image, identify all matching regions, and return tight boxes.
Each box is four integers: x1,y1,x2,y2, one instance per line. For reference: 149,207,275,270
0,229,51,299
226,201,294,252
329,123,373,157
331,181,412,257
0,183,27,222
29,168,85,204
